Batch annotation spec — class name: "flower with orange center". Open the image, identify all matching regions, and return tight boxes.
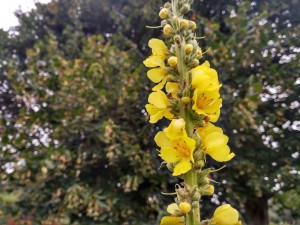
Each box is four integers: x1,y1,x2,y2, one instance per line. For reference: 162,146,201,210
192,61,222,122
155,119,196,176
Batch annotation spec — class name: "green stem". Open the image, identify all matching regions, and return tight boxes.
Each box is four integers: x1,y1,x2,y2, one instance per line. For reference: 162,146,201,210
176,41,201,225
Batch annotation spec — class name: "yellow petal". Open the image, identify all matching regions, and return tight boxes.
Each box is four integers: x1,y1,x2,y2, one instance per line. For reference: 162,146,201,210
148,91,169,108
164,119,187,140
147,68,167,83
153,76,168,91
160,147,183,163
173,158,192,176
149,110,165,123
149,38,168,58
144,55,165,68
167,203,180,215
145,104,159,116
206,144,234,162
204,132,228,149
166,82,179,98
160,216,183,225
155,131,172,148
192,73,210,91
197,123,223,139
213,204,240,225
164,110,174,120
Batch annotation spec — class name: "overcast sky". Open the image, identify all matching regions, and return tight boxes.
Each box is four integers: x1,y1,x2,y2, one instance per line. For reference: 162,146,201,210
0,0,51,30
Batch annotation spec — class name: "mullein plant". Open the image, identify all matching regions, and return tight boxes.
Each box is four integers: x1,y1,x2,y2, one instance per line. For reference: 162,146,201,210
144,0,242,225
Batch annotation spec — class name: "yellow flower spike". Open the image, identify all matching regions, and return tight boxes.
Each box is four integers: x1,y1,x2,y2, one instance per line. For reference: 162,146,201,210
179,202,191,214
164,24,172,35
185,44,193,54
213,204,241,225
189,21,197,30
180,19,189,28
159,8,169,19
145,91,173,123
160,216,184,225
197,123,235,162
167,203,180,215
155,125,196,176
168,56,178,67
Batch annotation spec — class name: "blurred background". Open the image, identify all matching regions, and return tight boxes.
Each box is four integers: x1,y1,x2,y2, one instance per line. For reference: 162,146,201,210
0,0,299,224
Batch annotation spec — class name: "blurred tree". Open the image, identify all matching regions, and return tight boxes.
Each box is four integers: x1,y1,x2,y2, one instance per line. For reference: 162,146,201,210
0,34,172,224
195,0,300,224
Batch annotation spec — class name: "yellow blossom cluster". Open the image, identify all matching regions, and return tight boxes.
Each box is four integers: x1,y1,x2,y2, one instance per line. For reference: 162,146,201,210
143,0,241,224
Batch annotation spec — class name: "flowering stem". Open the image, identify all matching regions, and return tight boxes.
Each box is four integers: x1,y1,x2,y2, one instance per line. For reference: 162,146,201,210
176,38,201,225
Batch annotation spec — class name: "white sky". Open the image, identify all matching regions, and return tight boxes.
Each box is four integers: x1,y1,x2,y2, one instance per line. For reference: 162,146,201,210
0,0,51,30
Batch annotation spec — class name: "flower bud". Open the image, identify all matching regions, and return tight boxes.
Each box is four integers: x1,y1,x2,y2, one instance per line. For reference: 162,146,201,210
167,163,174,172
179,202,191,214
159,8,169,19
197,47,203,59
180,4,190,14
164,2,172,9
174,35,181,44
161,20,168,27
206,185,214,195
181,97,190,104
189,59,199,67
189,21,197,30
180,19,189,28
194,160,205,170
163,24,172,35
168,56,178,67
185,44,193,54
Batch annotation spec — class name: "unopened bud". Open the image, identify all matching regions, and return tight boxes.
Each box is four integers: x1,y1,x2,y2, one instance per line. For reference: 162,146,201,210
197,47,203,59
168,56,178,67
194,160,205,169
180,4,190,14
159,8,169,19
179,202,191,214
205,185,214,196
164,2,172,9
185,44,193,54
166,163,174,172
181,97,190,104
163,24,172,35
174,35,181,44
180,19,189,28
190,59,199,67
189,21,197,30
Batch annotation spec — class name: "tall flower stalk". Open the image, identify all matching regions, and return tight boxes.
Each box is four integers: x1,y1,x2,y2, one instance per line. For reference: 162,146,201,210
144,0,242,225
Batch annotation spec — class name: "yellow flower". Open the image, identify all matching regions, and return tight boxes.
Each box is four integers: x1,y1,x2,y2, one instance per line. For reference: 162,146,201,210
213,204,241,225
143,39,168,67
145,91,173,123
192,61,222,122
197,123,235,162
160,216,183,225
191,61,220,91
155,119,196,176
